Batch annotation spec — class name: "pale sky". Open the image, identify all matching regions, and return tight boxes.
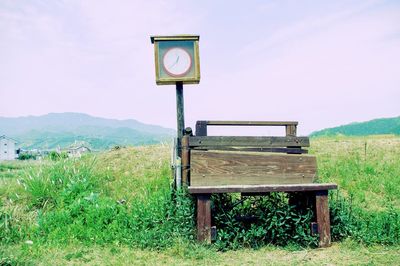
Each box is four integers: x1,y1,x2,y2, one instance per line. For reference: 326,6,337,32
0,0,399,135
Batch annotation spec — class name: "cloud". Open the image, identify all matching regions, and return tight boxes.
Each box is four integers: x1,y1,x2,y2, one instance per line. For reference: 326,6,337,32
194,2,400,134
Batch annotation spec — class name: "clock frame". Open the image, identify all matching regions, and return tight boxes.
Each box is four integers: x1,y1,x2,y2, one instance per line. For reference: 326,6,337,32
151,35,200,85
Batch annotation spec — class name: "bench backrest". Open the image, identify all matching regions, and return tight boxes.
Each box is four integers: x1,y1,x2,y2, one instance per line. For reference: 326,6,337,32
185,121,317,187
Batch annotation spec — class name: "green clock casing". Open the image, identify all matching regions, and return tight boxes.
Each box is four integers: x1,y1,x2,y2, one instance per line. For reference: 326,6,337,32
151,35,200,85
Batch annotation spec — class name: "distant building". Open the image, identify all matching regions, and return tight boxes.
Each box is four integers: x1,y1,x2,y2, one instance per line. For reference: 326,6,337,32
0,135,18,161
67,145,91,157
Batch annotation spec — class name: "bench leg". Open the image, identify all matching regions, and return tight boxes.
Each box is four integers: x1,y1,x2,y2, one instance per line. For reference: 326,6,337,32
315,190,331,247
197,194,211,243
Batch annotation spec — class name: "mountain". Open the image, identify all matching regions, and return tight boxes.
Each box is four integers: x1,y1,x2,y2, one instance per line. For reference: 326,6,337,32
310,116,400,137
0,113,175,150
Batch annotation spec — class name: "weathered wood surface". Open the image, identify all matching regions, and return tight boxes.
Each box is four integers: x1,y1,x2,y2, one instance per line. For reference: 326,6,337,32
195,121,208,136
192,146,308,154
286,125,297,137
181,135,190,186
316,190,331,247
197,194,211,243
190,150,317,187
189,136,309,148
188,183,337,194
195,120,299,137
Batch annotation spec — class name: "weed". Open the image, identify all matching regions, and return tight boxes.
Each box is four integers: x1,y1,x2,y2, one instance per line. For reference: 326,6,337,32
0,207,30,244
329,191,400,245
48,151,68,161
212,193,317,250
14,152,195,249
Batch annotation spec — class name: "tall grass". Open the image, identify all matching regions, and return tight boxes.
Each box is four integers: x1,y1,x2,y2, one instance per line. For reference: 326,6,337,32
15,154,195,248
330,191,400,245
312,135,400,210
313,135,400,245
1,136,400,251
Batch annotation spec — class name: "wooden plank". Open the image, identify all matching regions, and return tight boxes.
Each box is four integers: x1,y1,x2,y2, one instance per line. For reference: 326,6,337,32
181,135,190,186
188,183,337,194
151,35,200,43
195,121,208,136
286,125,297,137
205,121,298,126
192,146,308,154
315,190,331,247
189,136,310,148
197,194,211,243
190,150,317,186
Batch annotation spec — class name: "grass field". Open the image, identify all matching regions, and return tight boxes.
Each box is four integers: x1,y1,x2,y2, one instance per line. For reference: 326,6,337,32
311,135,400,211
1,135,399,265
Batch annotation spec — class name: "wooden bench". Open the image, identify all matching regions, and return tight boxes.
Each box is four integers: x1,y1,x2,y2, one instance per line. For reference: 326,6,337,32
181,121,337,248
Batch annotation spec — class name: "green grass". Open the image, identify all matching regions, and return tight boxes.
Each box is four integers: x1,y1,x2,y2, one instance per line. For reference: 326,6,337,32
311,135,400,245
1,240,399,265
1,136,400,265
0,160,42,179
311,135,400,210
1,145,195,248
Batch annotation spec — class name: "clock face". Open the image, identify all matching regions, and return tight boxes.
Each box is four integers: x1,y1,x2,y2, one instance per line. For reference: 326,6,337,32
162,47,192,77
152,38,200,84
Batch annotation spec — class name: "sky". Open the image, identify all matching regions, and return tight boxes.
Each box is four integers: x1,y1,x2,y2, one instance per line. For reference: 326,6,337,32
0,0,399,135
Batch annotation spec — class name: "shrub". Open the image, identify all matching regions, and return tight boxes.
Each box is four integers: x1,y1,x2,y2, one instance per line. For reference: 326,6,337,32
48,151,68,161
212,193,317,250
18,153,36,160
329,191,400,245
329,192,355,241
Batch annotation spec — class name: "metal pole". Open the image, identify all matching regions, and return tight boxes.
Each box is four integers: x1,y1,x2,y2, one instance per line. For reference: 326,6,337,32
176,82,185,158
176,158,182,189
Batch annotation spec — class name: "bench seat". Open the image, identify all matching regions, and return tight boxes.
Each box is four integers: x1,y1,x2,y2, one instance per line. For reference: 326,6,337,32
188,183,338,194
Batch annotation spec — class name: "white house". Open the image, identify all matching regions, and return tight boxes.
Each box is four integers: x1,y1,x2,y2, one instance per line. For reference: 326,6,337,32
67,145,91,157
0,135,18,161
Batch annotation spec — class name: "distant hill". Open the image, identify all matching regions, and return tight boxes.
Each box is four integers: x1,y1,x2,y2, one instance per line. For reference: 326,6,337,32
0,113,175,150
310,116,400,137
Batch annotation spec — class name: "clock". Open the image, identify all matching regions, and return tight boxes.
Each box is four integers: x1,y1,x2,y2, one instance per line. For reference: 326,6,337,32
151,35,200,85
163,47,192,77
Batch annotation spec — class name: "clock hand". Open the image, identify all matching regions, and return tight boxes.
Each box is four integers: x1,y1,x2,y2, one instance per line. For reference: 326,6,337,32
169,56,180,69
